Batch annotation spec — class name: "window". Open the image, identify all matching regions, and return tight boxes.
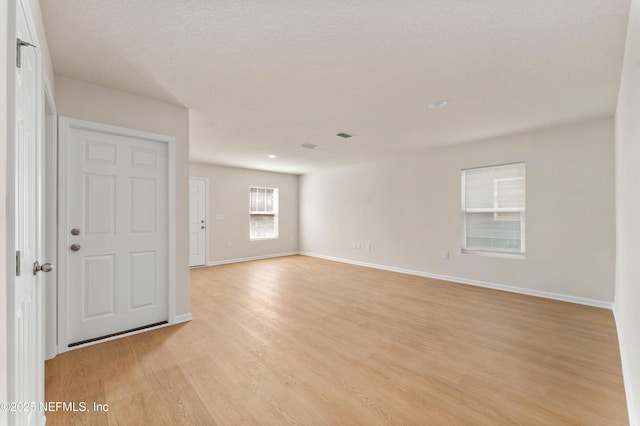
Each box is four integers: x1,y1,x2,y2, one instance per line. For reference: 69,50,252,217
462,163,525,256
249,187,279,240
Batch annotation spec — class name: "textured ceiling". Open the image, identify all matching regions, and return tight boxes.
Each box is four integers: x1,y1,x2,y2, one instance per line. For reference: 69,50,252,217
41,0,630,174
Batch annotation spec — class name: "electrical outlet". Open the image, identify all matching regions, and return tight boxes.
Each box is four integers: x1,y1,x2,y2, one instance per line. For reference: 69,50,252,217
227,242,233,248
366,243,372,251
356,243,362,249
353,242,357,249
442,251,449,259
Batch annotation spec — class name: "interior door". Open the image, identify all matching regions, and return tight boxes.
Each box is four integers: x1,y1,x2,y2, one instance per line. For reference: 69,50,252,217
62,119,170,347
189,177,207,267
13,2,45,425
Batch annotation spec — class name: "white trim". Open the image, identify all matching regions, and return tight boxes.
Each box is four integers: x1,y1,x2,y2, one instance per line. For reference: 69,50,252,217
55,117,69,355
167,134,177,325
461,160,527,172
613,307,637,426
57,117,177,353
189,176,209,267
174,312,193,323
58,116,176,144
42,75,57,361
299,252,613,309
204,252,298,267
466,207,525,213
461,249,526,260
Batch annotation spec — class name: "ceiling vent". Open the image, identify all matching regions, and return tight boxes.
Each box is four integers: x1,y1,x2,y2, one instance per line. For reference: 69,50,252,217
428,100,448,109
336,132,352,139
301,143,318,149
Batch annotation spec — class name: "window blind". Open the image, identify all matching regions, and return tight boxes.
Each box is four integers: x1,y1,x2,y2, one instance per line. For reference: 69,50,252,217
462,163,525,254
249,187,278,239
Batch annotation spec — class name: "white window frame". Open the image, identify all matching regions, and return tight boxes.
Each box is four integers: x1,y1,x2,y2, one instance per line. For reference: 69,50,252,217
249,186,279,241
461,162,525,258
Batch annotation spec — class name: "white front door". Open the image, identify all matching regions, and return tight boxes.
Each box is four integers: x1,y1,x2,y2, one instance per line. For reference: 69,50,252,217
189,177,207,267
60,118,171,347
13,1,45,425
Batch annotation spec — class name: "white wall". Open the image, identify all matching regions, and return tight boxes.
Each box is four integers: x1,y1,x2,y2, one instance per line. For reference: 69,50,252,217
189,162,298,263
300,117,615,305
615,0,640,423
54,76,191,318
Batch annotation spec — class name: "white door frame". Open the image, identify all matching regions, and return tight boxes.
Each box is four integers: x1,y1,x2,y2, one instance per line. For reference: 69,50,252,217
57,117,177,354
189,176,209,267
43,75,57,360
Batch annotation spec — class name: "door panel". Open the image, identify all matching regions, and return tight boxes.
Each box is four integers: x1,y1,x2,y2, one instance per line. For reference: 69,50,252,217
83,254,116,318
130,251,157,309
85,174,116,235
130,177,156,232
65,123,169,346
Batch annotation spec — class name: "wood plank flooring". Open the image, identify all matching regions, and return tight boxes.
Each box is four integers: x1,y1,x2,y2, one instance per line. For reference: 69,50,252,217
45,255,628,425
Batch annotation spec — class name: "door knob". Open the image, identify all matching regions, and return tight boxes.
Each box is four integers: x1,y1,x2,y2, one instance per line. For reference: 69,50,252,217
201,226,206,229
33,261,54,275
70,228,81,236
70,244,81,252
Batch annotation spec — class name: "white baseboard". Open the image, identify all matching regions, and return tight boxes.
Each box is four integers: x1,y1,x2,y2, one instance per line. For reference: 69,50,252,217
206,252,299,267
299,252,613,309
174,312,193,323
613,307,637,426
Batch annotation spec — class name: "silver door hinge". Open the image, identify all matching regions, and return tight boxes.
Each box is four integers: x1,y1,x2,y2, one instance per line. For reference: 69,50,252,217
16,251,20,276
16,38,36,68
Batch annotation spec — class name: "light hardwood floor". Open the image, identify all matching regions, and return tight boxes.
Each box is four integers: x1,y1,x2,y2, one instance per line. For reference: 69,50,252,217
45,255,628,425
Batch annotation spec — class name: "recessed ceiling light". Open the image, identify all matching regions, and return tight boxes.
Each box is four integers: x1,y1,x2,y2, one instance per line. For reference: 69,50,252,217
301,143,318,149
336,132,352,139
428,100,448,109
268,154,277,159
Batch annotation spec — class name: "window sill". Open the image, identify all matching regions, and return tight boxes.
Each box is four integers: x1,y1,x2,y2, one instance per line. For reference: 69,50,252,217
250,237,279,242
462,249,525,260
